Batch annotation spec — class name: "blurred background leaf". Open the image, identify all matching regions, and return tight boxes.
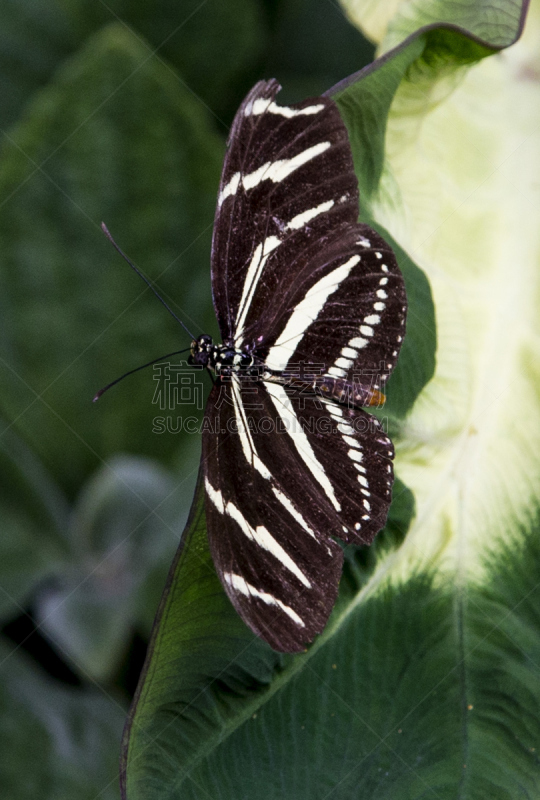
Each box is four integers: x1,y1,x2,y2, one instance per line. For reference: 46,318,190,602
0,416,69,618
34,454,187,682
0,639,124,800
0,22,223,489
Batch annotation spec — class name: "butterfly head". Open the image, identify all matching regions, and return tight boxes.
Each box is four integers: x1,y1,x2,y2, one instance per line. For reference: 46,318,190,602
189,334,214,368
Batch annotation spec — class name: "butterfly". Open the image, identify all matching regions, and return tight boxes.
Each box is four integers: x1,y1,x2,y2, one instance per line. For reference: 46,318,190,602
188,79,407,652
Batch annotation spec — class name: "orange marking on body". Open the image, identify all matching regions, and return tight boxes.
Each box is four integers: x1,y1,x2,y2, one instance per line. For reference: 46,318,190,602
364,388,386,407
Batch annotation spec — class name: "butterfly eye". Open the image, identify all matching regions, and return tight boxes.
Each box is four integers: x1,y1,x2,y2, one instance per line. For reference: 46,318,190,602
198,334,213,349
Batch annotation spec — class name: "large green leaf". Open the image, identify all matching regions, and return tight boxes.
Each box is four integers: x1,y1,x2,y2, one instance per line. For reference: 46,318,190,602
0,23,222,494
121,1,538,797
340,0,529,50
0,0,266,132
122,475,415,797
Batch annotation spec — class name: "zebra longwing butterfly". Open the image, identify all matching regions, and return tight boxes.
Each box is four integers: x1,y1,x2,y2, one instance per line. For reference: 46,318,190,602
190,79,406,653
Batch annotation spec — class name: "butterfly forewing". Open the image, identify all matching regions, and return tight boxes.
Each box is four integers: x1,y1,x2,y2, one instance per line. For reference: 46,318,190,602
211,79,359,343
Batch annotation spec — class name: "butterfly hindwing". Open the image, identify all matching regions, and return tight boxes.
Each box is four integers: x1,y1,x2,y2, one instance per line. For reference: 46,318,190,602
202,380,344,652
257,222,406,393
202,377,394,650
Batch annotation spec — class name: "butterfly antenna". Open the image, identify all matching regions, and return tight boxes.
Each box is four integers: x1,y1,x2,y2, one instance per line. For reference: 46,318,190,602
93,347,191,402
101,222,196,340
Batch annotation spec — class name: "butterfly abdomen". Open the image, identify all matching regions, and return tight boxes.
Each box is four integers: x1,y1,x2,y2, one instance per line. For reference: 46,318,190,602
262,371,385,409
312,376,385,408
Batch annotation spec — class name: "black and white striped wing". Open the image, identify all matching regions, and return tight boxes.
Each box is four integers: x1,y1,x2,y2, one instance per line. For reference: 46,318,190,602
260,224,406,390
202,379,393,652
211,78,359,343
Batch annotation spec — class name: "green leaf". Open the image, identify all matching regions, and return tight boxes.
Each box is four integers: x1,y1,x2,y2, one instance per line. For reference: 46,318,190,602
339,0,404,45
379,0,528,53
332,0,527,200
0,23,223,493
0,638,125,799
122,473,415,796
122,2,539,798
340,0,529,51
365,221,436,419
128,518,540,799
0,415,69,620
330,37,426,202
0,1,266,132
34,454,189,681
0,1,75,132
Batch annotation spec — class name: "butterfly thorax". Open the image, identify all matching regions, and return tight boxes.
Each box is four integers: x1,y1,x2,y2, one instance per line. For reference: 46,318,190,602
189,334,259,377
190,334,385,407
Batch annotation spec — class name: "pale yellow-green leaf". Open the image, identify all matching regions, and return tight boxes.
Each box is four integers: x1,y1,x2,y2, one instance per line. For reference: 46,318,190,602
369,5,540,588
339,0,404,45
340,0,528,55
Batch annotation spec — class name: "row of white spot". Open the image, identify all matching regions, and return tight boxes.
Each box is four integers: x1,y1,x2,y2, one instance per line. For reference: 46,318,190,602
327,242,399,382
320,398,371,534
